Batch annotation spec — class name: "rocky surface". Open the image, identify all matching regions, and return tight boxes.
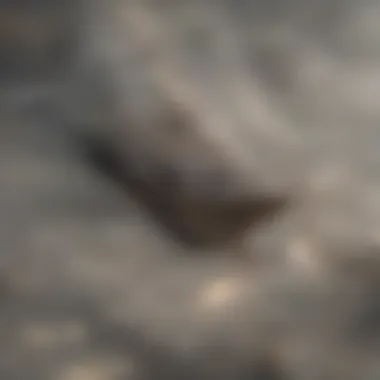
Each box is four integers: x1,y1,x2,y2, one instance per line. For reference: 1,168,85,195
1,1,380,379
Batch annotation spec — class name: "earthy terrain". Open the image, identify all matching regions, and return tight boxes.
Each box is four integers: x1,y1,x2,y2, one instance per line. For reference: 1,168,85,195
1,1,380,379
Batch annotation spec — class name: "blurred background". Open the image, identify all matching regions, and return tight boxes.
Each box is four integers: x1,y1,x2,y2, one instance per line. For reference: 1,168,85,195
1,1,380,379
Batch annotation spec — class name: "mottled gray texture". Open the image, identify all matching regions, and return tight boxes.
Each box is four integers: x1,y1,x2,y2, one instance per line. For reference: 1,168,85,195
1,1,380,379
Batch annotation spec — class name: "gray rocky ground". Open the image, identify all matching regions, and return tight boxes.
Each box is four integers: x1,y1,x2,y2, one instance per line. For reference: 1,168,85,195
1,1,380,379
